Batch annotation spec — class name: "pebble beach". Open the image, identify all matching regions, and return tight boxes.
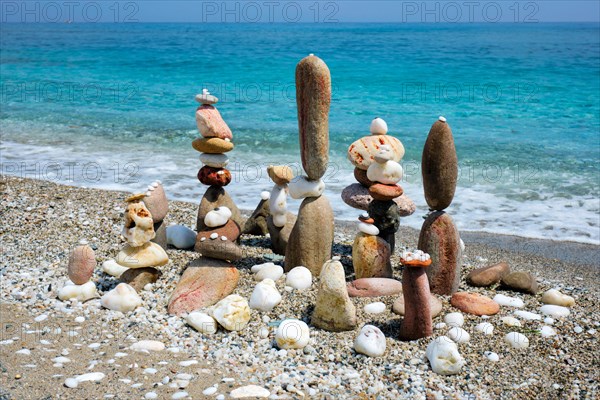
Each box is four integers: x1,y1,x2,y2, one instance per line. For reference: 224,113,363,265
1,175,598,399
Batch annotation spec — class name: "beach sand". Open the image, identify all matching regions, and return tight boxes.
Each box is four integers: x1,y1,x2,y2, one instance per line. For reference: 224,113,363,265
0,175,598,399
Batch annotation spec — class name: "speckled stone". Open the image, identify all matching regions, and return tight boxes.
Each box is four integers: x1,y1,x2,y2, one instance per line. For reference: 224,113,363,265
196,186,244,231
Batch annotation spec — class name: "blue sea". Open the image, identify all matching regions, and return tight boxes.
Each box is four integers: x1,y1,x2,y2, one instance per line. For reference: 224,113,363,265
1,23,599,244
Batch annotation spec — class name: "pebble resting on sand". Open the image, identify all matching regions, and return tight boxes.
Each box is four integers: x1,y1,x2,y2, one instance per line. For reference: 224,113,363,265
285,54,334,276
418,117,462,295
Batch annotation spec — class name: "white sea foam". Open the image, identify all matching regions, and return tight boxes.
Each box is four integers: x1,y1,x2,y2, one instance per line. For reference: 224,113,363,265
2,122,598,245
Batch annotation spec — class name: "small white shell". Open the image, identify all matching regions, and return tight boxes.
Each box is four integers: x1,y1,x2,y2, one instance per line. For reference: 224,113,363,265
209,233,218,240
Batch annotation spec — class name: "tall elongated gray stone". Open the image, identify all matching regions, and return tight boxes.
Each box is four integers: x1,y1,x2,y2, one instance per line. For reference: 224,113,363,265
422,117,458,211
296,55,331,181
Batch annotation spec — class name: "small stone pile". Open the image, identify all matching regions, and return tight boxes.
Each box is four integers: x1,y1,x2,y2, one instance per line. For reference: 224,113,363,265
266,165,297,255
343,118,415,260
418,117,462,295
168,90,243,316
115,194,169,291
284,54,334,276
58,244,98,301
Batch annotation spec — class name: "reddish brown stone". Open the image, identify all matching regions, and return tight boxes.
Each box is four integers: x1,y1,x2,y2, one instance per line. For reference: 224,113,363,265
198,219,241,242
451,292,500,316
167,257,239,316
120,267,161,292
347,278,402,297
399,266,432,341
368,183,403,201
67,245,96,285
197,166,231,187
466,262,510,287
195,105,233,139
354,167,374,187
418,211,461,295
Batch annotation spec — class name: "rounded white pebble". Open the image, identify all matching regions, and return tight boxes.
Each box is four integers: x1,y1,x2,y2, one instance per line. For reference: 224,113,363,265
249,279,282,312
259,327,269,339
285,266,312,290
172,392,189,399
474,322,494,335
210,233,218,239
101,283,142,313
358,222,379,236
540,304,570,318
505,332,529,349
354,324,386,357
34,314,48,323
64,378,79,388
260,191,270,200
363,302,386,314
540,325,557,338
145,393,158,399
501,316,522,327
514,310,541,321
434,322,446,330
439,116,447,122
370,117,388,135
74,316,85,323
484,351,499,362
493,294,524,308
448,327,470,343
444,312,464,327
574,326,583,333
203,386,218,395
254,264,284,282
187,312,218,334
275,319,310,349
544,317,555,325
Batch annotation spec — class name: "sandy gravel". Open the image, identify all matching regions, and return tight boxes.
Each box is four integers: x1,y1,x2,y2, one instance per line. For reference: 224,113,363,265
0,175,598,399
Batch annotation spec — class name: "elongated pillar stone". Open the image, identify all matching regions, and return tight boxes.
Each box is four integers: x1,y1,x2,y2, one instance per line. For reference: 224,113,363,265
285,54,333,276
399,251,433,341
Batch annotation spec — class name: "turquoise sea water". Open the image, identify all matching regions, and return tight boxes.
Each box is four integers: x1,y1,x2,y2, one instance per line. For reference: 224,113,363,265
1,23,599,243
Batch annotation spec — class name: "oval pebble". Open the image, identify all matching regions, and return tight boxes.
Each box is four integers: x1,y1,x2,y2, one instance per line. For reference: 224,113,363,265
444,312,464,327
540,304,570,318
64,378,79,388
363,302,386,314
448,327,470,343
484,351,499,362
505,332,529,349
203,386,218,395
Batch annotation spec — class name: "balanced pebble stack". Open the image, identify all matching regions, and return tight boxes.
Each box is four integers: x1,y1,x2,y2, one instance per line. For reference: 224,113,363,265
343,118,414,253
284,54,334,276
266,165,297,255
167,90,244,316
58,245,98,301
418,116,462,295
114,194,169,295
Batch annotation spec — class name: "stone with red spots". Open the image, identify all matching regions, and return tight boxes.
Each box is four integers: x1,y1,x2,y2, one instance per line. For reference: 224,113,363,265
347,135,404,171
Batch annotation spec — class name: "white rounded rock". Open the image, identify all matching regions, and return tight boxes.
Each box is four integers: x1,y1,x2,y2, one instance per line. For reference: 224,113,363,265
354,324,386,357
64,378,79,388
249,279,282,312
230,385,270,399
271,213,287,228
251,262,275,274
493,294,524,308
501,316,522,327
260,191,270,200
426,336,465,375
541,289,575,307
76,372,105,382
366,159,403,185
514,310,541,321
186,312,218,334
254,264,284,282
204,207,231,228
540,325,557,338
130,340,165,352
102,259,129,277
505,332,529,349
285,266,312,290
363,302,386,314
200,153,229,168
101,283,142,312
211,295,251,331
166,225,196,249
58,280,97,302
444,312,464,327
370,117,388,135
540,304,570,318
269,185,288,215
484,351,499,362
288,176,325,199
474,322,494,335
358,222,379,236
275,319,310,350
448,327,470,343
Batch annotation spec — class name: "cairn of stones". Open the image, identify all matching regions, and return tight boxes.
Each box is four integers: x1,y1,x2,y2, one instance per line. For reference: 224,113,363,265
343,118,412,278
167,90,243,315
284,55,334,276
115,194,169,288
265,165,297,255
145,181,169,249
418,116,461,295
